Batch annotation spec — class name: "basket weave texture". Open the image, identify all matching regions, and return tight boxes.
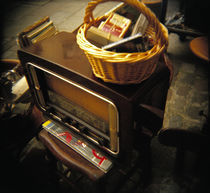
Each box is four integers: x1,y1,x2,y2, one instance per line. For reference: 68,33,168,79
77,0,168,84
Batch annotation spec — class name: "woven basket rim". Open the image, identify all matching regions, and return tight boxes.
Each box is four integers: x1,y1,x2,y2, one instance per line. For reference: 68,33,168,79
77,23,167,63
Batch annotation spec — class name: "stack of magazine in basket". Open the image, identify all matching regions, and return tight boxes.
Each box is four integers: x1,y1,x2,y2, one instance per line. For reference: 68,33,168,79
86,3,154,53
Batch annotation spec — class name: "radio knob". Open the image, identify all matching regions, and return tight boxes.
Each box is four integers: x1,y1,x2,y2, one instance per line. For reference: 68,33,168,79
71,120,79,128
45,107,53,114
98,139,105,146
62,116,71,123
79,125,87,133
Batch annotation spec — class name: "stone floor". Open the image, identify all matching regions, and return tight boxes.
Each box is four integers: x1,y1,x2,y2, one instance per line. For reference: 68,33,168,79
163,34,208,132
0,0,209,193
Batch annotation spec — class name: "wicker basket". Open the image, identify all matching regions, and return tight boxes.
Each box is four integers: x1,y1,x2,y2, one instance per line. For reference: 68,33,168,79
77,0,168,84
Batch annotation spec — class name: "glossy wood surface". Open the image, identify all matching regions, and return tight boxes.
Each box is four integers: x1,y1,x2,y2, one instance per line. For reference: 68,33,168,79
19,31,170,105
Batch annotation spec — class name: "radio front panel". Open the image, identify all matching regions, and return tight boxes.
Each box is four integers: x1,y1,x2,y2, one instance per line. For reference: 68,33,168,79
26,62,119,155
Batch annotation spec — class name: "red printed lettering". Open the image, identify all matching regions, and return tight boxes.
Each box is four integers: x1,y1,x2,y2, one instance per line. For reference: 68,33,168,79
92,149,106,165
58,132,72,143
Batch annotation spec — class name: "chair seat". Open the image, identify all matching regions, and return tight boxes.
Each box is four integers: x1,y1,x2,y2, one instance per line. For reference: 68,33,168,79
38,129,105,181
190,36,209,61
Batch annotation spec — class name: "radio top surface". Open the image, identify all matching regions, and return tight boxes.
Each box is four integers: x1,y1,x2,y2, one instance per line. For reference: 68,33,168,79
18,31,169,103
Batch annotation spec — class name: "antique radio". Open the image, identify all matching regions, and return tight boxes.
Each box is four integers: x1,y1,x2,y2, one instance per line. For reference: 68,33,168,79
18,32,170,172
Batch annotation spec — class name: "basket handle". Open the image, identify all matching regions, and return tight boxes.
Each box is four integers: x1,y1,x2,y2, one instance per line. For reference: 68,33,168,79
84,0,168,47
